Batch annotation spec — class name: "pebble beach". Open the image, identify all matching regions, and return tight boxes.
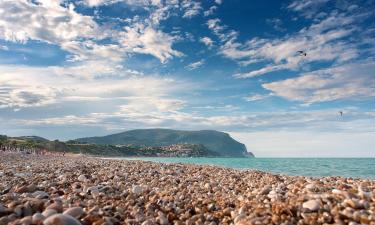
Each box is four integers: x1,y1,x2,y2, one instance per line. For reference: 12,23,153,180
1,153,375,225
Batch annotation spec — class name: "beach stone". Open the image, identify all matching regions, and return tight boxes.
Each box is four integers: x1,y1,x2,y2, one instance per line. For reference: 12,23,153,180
302,200,320,212
157,212,169,225
28,199,44,212
260,185,271,195
42,209,57,218
77,175,87,182
32,213,45,224
46,203,63,213
141,219,154,225
27,184,37,193
14,205,23,217
348,222,360,225
86,186,98,193
0,203,8,215
234,214,246,224
43,214,81,225
15,185,29,193
63,207,84,219
305,183,316,191
132,185,143,195
0,216,9,225
358,189,371,199
20,216,32,225
91,190,100,198
267,190,278,199
23,202,33,216
32,191,49,199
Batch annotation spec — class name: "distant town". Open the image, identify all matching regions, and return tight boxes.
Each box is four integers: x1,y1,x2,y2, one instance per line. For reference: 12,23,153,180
0,135,219,157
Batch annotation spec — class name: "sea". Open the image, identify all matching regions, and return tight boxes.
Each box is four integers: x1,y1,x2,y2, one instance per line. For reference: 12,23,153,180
116,157,375,179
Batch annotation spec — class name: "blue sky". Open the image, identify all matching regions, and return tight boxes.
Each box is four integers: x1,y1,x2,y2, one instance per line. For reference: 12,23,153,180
0,0,374,156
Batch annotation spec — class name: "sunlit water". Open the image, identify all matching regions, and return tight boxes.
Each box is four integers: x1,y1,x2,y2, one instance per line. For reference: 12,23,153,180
114,157,375,179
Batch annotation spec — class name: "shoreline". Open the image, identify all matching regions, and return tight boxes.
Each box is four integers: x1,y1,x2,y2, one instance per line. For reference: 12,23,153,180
105,156,375,180
1,152,375,224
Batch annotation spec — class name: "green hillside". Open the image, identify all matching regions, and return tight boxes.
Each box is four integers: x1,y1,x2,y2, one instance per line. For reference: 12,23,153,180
75,129,253,157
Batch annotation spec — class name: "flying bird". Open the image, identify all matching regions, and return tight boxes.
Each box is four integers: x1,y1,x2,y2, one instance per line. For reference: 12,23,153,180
339,111,343,117
297,51,307,56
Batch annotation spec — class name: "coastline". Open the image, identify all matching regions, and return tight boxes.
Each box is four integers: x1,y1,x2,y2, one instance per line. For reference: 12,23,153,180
1,152,375,225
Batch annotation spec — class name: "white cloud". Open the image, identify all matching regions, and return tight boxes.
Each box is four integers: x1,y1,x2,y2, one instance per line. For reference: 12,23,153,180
200,36,214,47
83,0,157,7
185,60,205,70
263,61,375,103
0,86,58,108
234,64,286,78
218,12,360,77
244,94,271,102
118,24,183,63
287,0,330,19
62,41,125,62
287,0,329,12
193,104,238,111
266,18,285,32
0,63,187,108
84,0,117,7
23,115,101,126
0,0,183,64
204,6,217,16
182,0,202,18
0,0,101,47
206,18,238,42
207,18,224,34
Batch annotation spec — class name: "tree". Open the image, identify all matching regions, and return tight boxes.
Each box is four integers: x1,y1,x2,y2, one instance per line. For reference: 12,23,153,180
0,135,7,150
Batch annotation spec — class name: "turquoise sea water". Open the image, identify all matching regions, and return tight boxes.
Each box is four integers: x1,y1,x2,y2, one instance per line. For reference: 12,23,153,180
117,157,375,179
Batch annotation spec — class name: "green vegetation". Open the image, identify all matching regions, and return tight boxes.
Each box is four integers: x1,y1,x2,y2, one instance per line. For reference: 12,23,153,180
0,129,254,157
0,135,221,157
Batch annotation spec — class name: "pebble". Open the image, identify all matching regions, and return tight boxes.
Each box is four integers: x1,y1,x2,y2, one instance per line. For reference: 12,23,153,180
77,175,87,182
20,216,32,225
260,185,271,195
32,191,49,199
0,203,7,213
302,200,320,212
267,190,278,199
42,209,58,218
46,202,63,213
305,183,316,191
131,185,143,195
157,213,169,225
32,213,45,224
141,220,154,225
63,207,84,218
234,214,246,224
43,214,82,225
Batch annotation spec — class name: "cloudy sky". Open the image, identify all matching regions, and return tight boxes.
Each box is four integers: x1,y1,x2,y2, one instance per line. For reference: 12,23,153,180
0,0,374,156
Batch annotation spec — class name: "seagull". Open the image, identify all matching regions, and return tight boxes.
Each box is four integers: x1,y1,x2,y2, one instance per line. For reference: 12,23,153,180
297,51,307,56
339,111,343,116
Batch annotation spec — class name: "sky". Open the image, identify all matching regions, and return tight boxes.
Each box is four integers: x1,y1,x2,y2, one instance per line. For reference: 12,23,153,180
0,0,375,157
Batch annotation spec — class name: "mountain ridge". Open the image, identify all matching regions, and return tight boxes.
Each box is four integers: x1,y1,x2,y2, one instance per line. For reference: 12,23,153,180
74,128,254,157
